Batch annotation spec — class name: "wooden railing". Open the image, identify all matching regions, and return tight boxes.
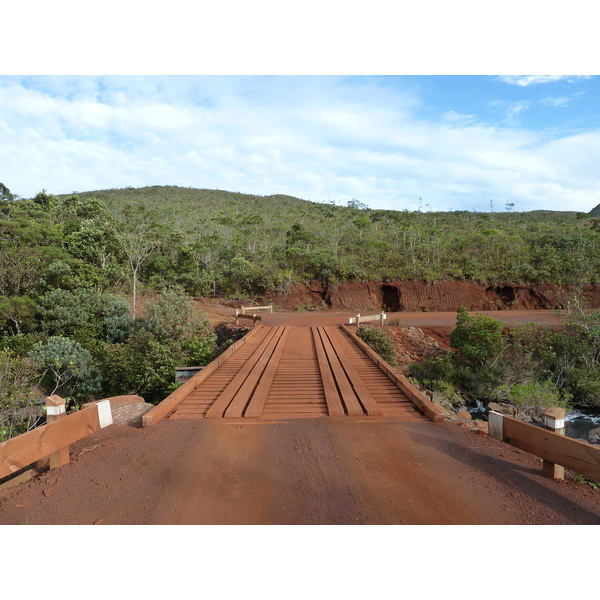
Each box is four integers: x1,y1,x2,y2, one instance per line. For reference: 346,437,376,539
489,409,600,481
348,312,387,326
235,310,262,326
0,396,113,480
240,305,273,314
143,325,263,426
340,325,448,423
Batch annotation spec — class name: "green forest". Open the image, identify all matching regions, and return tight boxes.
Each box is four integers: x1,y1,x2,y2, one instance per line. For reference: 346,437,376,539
1,182,600,440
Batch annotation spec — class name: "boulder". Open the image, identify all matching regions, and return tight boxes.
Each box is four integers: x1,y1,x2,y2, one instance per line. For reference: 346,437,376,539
455,411,472,421
81,395,145,411
487,402,517,417
587,427,600,443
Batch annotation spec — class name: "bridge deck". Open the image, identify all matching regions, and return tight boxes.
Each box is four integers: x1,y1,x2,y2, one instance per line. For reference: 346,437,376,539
168,326,426,421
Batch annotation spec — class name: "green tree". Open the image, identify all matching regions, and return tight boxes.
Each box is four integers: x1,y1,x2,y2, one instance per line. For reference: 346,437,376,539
116,205,161,319
28,336,100,402
0,348,40,441
450,306,503,366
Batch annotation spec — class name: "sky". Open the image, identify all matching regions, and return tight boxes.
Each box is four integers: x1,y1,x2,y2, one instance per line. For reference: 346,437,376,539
2,73,598,213
1,2,598,214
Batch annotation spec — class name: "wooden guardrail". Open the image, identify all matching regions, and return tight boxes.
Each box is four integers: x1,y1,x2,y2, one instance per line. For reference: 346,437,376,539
340,325,448,423
235,310,262,326
143,325,263,426
489,409,600,481
240,305,273,314
348,312,387,326
0,396,113,480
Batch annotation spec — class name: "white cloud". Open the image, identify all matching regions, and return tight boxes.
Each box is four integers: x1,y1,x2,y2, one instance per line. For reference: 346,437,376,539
498,75,590,87
0,76,598,213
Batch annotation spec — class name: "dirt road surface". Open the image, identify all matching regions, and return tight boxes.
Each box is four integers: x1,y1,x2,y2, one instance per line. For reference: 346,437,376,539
261,309,563,328
1,415,599,525
2,309,598,526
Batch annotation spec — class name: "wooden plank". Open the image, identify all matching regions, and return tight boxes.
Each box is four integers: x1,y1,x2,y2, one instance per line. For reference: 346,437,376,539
234,327,291,418
322,327,382,417
339,325,448,423
502,416,600,482
316,327,364,416
0,406,102,479
311,327,345,417
143,325,265,426
205,327,282,418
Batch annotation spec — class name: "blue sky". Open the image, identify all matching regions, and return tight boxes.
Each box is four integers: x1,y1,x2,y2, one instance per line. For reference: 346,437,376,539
2,3,598,214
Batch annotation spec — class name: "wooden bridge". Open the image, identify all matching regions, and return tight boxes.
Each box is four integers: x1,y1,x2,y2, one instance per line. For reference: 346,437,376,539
143,325,447,425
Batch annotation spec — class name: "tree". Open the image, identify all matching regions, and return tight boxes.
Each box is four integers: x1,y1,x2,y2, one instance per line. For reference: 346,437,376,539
0,348,40,440
116,205,161,319
450,306,503,366
0,183,15,202
28,336,100,402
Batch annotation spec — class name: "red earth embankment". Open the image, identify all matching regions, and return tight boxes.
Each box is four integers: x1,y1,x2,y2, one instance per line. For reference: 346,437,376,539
261,280,600,312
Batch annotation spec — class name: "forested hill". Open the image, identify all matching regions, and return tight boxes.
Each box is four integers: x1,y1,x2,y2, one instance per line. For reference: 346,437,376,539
51,184,599,295
1,183,600,431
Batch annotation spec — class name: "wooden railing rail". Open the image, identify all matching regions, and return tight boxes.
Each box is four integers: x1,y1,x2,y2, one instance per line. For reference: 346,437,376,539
0,397,113,480
240,305,273,314
348,312,387,326
340,325,448,423
143,325,263,426
489,410,600,481
235,310,262,326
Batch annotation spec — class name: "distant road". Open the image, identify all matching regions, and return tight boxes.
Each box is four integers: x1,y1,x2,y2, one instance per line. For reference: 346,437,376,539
262,309,563,328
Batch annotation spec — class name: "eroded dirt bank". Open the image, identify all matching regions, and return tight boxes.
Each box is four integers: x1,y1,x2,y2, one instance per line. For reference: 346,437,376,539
261,280,600,312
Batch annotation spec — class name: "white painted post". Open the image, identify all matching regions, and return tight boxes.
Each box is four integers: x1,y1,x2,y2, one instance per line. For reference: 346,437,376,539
542,406,566,480
488,411,504,441
356,313,361,326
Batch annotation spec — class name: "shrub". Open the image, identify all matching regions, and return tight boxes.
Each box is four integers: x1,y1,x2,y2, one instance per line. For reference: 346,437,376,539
100,330,186,404
357,326,396,366
450,306,503,366
0,348,41,440
28,336,101,403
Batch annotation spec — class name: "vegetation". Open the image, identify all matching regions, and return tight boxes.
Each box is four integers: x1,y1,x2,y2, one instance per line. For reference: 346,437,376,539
411,304,600,416
356,326,397,366
1,181,600,437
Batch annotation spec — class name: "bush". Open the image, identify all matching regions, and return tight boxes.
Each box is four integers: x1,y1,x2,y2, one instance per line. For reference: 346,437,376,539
28,336,101,403
357,326,396,366
0,348,41,440
450,306,503,366
100,330,186,404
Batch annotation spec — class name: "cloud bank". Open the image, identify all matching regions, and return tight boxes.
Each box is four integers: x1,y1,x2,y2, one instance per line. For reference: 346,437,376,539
1,75,598,213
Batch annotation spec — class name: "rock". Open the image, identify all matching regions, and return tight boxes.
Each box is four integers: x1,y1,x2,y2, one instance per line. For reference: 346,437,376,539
487,402,517,417
111,403,154,426
81,395,145,411
587,427,600,442
431,392,446,405
455,411,472,420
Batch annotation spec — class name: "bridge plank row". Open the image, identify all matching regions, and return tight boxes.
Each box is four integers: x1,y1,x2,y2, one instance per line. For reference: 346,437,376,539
169,325,426,421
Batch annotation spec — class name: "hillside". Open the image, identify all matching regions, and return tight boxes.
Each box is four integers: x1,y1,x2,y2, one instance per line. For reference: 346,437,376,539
52,185,598,298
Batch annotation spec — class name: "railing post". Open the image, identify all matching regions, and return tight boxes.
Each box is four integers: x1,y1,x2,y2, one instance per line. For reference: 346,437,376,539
356,313,361,326
542,406,566,480
46,395,70,470
235,309,240,326
380,311,385,326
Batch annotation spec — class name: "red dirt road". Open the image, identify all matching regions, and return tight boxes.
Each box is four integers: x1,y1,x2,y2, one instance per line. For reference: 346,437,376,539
2,309,598,526
1,416,599,525
261,309,563,327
